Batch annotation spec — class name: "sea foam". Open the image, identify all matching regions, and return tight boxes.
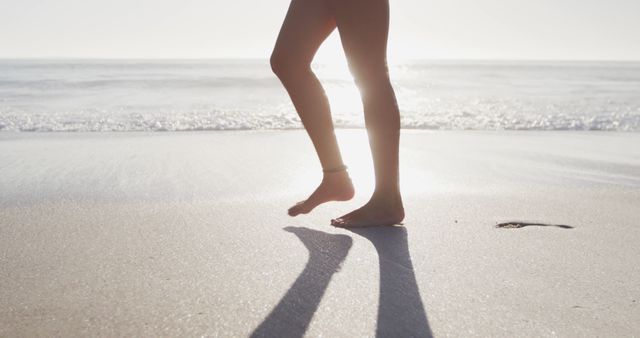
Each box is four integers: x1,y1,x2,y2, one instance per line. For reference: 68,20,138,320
1,60,639,132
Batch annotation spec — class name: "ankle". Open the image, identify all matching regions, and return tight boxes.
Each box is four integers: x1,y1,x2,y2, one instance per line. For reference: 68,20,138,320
322,168,350,181
371,189,403,205
322,164,348,174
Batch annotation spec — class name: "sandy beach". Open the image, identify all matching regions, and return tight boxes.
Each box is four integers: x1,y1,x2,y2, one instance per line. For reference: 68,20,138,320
1,130,639,337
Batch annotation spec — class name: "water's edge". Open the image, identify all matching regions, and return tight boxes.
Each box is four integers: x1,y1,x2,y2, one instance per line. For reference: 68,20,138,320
1,59,639,132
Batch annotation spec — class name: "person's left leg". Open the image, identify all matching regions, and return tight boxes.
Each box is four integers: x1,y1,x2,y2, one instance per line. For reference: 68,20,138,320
328,0,404,227
270,0,355,217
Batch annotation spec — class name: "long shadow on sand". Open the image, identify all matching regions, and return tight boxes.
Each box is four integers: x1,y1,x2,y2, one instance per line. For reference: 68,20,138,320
346,226,433,338
251,227,352,338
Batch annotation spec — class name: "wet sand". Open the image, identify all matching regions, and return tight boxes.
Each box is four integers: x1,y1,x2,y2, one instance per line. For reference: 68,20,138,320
1,130,639,336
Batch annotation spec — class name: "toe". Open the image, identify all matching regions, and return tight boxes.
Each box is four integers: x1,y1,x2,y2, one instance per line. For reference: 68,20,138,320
330,208,362,226
288,202,304,216
331,217,346,226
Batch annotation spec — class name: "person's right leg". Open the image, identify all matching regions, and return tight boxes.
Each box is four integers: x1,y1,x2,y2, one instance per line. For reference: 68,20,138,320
328,0,404,227
270,0,355,216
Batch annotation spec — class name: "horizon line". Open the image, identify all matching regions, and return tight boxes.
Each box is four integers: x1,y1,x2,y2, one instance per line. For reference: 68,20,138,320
1,57,639,63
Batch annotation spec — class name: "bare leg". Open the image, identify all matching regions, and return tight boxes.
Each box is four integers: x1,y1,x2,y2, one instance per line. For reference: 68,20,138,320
271,0,355,216
329,0,404,227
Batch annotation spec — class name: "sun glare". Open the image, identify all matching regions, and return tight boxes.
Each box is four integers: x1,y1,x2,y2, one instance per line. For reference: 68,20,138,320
335,129,375,196
337,129,438,196
311,57,365,127
325,84,362,116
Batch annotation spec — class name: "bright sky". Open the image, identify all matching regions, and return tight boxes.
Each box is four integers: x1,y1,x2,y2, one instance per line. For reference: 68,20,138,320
1,0,639,61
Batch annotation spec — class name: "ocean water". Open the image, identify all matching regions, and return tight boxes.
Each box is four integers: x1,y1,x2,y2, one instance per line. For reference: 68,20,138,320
0,59,639,132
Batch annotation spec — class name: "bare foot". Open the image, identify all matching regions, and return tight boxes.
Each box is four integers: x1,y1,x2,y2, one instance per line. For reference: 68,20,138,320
288,171,355,216
331,193,404,227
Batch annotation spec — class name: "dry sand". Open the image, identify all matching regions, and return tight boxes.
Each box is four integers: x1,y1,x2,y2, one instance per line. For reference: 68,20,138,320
1,130,639,337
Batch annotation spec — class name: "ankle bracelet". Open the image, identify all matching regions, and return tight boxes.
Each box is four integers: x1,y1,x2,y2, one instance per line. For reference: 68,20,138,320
323,164,348,173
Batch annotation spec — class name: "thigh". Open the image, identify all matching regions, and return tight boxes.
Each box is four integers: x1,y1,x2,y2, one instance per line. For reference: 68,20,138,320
272,0,337,65
329,0,390,75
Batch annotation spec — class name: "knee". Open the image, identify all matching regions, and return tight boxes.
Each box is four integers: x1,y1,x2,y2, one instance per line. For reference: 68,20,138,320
270,51,310,81
269,52,287,77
